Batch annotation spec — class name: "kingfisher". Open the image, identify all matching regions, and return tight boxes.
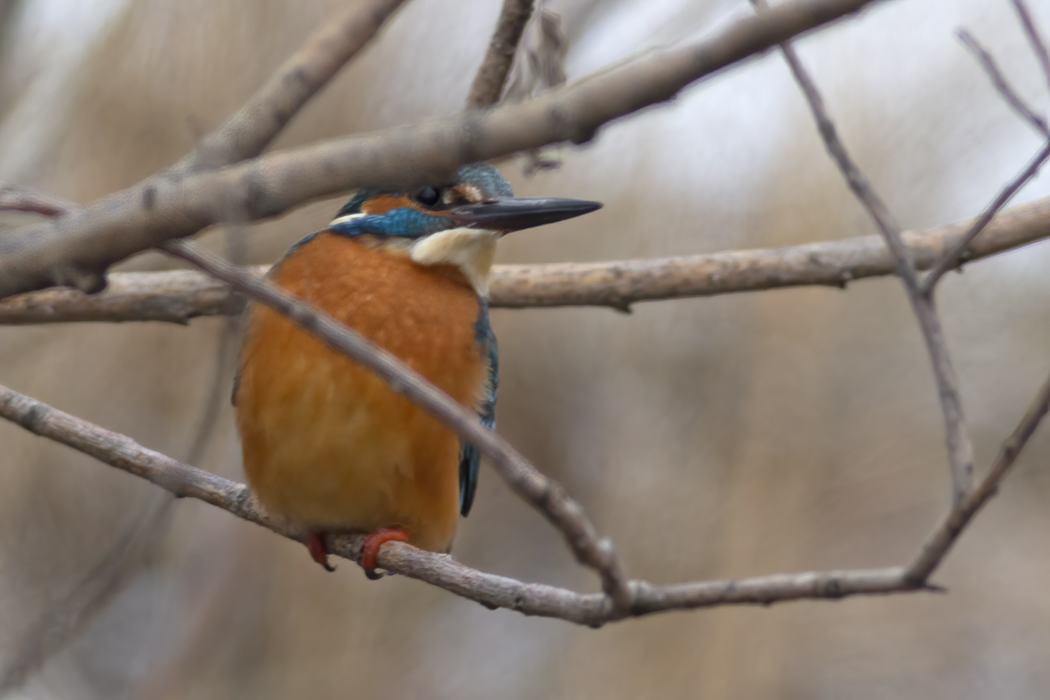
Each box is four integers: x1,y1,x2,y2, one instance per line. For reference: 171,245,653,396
234,163,600,577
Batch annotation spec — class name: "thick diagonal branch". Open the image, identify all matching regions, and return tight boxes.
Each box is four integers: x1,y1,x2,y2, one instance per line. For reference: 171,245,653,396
0,0,888,301
162,241,633,609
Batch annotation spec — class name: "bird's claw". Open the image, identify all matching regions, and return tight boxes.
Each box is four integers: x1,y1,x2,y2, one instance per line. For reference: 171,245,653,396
361,527,411,579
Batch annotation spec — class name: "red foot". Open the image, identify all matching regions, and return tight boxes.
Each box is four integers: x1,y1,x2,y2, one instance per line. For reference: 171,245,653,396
361,528,411,579
306,532,335,572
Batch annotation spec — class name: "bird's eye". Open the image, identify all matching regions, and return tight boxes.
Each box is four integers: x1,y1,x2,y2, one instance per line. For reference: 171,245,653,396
415,187,440,207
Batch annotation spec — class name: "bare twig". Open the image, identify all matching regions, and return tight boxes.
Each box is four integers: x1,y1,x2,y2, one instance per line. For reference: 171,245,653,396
0,185,73,217
0,215,240,697
466,0,536,109
1011,0,1050,97
0,383,945,626
160,240,633,609
182,0,408,171
5,191,1050,323
0,492,171,694
907,369,1050,581
753,0,975,505
956,30,1049,137
920,140,1050,292
0,0,889,301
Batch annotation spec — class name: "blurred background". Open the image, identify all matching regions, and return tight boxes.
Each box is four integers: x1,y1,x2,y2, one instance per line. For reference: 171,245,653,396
2,0,1050,697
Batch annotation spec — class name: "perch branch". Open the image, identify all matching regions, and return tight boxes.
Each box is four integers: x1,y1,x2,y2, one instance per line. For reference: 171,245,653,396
6,358,1048,626
0,383,941,627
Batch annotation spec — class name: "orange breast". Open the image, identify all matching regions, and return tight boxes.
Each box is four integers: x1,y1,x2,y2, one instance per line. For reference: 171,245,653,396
235,233,488,554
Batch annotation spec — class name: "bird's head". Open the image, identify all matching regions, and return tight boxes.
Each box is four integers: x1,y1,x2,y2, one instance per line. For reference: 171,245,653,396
327,163,601,296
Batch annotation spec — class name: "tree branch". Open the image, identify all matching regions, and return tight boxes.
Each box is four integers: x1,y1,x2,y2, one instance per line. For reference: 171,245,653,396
6,355,1047,625
4,191,1050,324
0,0,888,301
466,0,535,109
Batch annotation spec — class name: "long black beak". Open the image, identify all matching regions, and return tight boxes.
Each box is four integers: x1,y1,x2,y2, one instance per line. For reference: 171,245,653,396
449,197,602,233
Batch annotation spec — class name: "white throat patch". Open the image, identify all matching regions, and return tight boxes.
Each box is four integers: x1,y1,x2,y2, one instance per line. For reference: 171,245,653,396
410,228,499,296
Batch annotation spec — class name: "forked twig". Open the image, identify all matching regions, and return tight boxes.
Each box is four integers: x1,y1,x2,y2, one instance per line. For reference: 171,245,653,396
956,29,1049,136
751,0,975,507
921,23,1050,291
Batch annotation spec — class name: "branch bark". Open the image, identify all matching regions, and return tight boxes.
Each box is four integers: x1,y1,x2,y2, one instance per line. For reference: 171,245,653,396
0,0,888,301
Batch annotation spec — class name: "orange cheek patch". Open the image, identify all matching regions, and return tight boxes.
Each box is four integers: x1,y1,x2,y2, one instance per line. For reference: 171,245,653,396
361,194,454,216
361,195,413,215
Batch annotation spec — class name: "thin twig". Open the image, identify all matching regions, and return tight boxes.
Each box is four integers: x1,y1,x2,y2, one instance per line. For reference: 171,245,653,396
0,492,171,694
906,368,1050,581
956,30,1049,137
182,0,408,171
0,0,890,300
0,221,241,697
0,185,72,217
5,191,1050,323
920,140,1050,292
160,240,633,610
0,383,945,626
1011,0,1050,98
753,0,975,506
466,0,536,109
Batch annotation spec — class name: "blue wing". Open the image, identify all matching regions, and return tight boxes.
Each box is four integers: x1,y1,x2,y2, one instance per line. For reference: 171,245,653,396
459,301,497,517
